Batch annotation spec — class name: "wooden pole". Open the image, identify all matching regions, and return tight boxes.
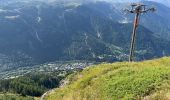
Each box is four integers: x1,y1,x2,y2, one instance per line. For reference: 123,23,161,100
129,13,140,62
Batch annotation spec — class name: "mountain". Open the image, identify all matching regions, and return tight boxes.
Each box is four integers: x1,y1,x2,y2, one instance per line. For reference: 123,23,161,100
0,1,170,71
149,0,170,7
45,57,170,100
110,1,170,40
140,1,170,40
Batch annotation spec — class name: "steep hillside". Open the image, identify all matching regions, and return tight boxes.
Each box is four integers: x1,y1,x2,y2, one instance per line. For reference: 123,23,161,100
1,1,170,72
46,57,170,100
113,1,170,40
140,1,170,40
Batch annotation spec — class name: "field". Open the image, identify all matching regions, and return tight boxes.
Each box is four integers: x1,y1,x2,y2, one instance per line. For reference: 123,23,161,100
45,57,170,100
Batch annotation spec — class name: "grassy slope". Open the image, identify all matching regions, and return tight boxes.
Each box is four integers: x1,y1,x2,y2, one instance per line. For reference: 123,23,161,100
45,57,170,100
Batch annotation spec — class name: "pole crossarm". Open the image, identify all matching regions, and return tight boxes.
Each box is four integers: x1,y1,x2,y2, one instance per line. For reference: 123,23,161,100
124,3,156,62
124,3,156,14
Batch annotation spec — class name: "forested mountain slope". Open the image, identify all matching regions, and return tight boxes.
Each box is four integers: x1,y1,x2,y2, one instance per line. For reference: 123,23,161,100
0,1,170,71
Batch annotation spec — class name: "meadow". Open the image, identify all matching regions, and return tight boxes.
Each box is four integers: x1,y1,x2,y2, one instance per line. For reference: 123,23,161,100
46,57,170,100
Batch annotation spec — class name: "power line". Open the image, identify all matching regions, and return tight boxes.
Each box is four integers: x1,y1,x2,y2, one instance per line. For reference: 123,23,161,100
124,3,156,62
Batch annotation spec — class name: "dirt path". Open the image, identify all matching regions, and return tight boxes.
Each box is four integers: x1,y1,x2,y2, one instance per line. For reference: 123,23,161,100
40,80,69,100
40,89,55,100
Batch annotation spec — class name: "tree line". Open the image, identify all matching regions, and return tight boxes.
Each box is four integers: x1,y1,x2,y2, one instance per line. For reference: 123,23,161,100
0,71,71,97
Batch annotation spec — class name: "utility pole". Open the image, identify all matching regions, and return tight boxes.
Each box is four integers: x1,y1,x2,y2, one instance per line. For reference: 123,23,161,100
124,3,156,62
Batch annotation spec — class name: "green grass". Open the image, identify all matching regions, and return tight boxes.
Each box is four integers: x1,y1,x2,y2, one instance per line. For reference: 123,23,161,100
45,57,170,100
0,93,34,100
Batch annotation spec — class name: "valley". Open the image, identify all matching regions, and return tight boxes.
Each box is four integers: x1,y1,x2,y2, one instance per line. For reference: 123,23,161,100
0,60,94,79
0,0,170,100
0,0,170,68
